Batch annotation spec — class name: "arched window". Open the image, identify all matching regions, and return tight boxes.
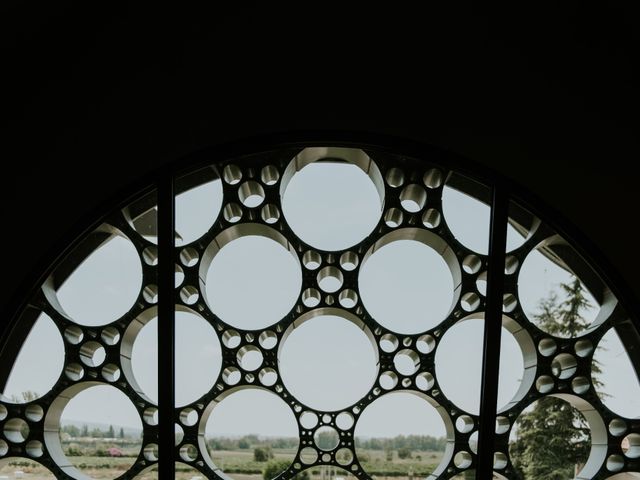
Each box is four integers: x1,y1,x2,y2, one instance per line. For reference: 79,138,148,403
1,142,638,479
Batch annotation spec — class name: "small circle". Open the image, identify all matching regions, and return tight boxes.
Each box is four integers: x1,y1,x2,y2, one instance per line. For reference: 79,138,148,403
180,408,198,427
261,204,280,224
551,353,577,379
223,203,243,223
144,407,159,426
223,367,241,385
175,424,184,445
575,338,594,357
80,341,106,367
607,454,624,472
336,448,353,466
25,405,44,422
495,416,510,435
65,363,84,381
504,255,519,274
238,180,265,208
493,452,508,470
321,453,331,462
339,252,359,271
536,375,554,393
222,329,241,349
143,284,159,304
384,208,403,227
259,368,278,387
175,264,185,287
180,285,199,305
571,376,590,394
422,208,441,228
423,168,443,188
64,325,83,344
101,363,121,383
300,447,318,464
237,346,263,371
399,184,427,212
25,440,43,458
339,289,358,308
336,412,354,430
462,254,482,274
461,292,481,312
0,405,6,421
303,250,322,270
623,433,640,458
454,451,472,469
143,246,159,266
456,415,474,433
386,168,405,187
416,334,435,354
259,331,278,349
502,293,517,313
302,288,321,308
4,418,29,443
393,349,420,376
322,414,332,424
314,426,340,451
415,372,434,391
101,326,120,345
223,164,242,184
609,418,627,436
261,165,280,185
379,333,399,353
180,247,200,267
0,440,7,456
180,443,198,462
538,338,557,356
300,411,319,429
317,266,344,293
144,443,159,461
380,371,398,390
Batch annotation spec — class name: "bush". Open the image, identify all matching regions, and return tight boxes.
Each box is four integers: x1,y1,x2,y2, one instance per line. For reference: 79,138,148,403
398,447,412,459
263,460,309,480
254,446,273,462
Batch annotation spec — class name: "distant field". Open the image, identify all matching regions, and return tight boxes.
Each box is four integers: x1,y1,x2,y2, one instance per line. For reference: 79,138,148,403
0,447,443,479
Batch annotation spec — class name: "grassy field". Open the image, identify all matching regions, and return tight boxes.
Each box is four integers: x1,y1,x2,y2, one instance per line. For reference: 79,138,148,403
0,447,443,479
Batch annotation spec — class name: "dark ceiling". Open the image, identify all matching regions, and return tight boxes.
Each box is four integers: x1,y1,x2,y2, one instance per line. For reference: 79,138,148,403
1,4,638,328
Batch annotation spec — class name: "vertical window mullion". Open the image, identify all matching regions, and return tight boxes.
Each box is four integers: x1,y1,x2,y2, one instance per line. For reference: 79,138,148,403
157,174,176,479
476,184,509,478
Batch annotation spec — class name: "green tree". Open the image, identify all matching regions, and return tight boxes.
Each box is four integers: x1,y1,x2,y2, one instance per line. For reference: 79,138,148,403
81,424,89,437
510,278,597,479
119,427,125,439
262,459,309,480
238,438,251,449
108,425,115,438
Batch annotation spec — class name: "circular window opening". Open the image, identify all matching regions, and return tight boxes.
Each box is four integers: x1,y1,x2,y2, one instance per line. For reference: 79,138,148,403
203,231,301,330
279,313,377,411
354,392,450,478
204,389,299,477
281,147,383,251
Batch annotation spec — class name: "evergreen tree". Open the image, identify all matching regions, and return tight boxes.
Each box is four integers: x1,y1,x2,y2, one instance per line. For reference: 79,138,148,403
108,425,115,438
119,427,125,439
510,278,597,479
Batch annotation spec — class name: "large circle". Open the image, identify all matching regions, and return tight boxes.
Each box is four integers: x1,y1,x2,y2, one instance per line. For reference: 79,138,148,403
2,313,64,403
594,328,640,418
518,245,599,337
359,238,455,334
129,310,222,406
279,314,377,411
175,175,223,246
354,392,449,478
282,159,382,251
204,235,301,329
435,317,524,414
204,389,298,474
56,234,142,326
54,384,143,479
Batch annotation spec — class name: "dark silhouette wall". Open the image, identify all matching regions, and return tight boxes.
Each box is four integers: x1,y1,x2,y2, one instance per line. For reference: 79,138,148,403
2,4,638,327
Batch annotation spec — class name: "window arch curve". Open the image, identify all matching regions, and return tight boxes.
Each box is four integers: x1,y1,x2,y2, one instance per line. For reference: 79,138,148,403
1,139,638,479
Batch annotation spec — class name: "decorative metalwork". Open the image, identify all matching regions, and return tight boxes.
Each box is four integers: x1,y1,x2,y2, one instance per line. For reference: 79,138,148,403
0,145,638,479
